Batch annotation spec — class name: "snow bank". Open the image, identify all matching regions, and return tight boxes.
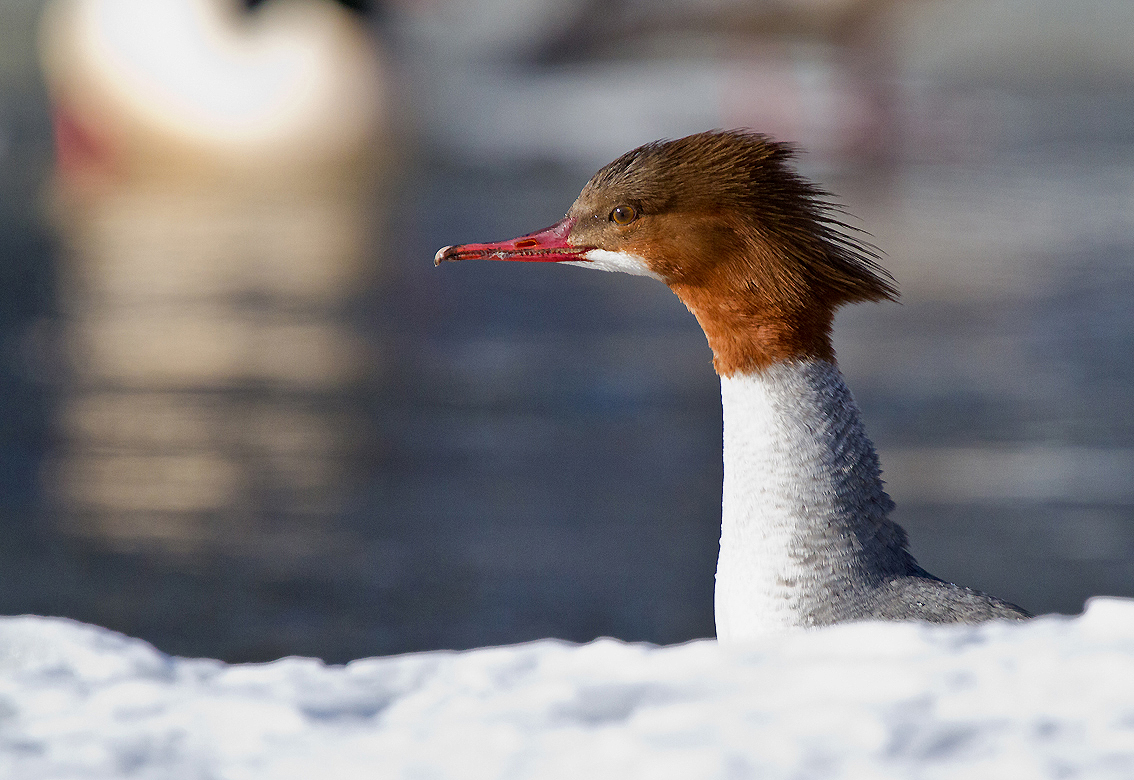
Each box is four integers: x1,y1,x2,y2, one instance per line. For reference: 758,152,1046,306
2,599,1133,779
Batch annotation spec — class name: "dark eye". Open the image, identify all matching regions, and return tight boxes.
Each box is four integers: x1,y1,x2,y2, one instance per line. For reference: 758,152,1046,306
610,205,638,226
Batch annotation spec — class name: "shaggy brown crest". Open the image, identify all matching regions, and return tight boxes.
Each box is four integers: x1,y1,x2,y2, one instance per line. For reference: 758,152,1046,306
564,130,898,375
437,130,899,376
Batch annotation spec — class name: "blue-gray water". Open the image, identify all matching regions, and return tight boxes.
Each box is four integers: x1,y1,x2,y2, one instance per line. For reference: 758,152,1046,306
1,143,1133,663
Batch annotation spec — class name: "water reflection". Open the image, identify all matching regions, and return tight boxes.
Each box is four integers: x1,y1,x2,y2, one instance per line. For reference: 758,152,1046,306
15,152,1134,664
47,185,377,556
36,0,389,557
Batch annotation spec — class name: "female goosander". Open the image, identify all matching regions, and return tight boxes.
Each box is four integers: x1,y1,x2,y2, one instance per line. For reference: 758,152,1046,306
436,130,1029,639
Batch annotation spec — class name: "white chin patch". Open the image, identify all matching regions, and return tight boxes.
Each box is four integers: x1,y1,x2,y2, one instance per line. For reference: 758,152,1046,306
562,249,663,281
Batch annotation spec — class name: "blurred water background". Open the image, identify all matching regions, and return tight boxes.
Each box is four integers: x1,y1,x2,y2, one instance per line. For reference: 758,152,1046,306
0,0,1132,662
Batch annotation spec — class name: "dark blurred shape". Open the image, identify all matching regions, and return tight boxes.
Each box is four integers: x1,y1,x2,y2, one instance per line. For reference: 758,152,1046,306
532,0,903,66
245,0,379,14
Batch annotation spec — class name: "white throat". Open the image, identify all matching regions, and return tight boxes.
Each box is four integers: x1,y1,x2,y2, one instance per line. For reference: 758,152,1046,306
562,249,663,280
715,359,906,640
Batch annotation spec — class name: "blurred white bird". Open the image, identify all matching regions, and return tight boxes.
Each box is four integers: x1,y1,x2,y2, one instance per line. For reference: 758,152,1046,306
39,0,390,190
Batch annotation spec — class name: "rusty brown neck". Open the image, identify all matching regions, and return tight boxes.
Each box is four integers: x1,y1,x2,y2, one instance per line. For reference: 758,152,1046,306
673,287,835,376
666,252,839,377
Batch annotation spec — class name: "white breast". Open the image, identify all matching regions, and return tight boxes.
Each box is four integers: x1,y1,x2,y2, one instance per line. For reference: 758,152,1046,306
715,359,896,640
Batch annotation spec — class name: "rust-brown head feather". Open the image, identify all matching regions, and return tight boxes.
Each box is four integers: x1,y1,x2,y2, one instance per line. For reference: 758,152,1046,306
574,131,896,302
439,130,898,376
565,131,897,374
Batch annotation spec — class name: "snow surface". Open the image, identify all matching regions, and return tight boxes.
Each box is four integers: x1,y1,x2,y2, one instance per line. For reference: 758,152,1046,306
2,599,1134,779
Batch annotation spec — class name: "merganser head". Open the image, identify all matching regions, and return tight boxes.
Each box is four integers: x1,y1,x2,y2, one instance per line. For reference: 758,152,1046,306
435,130,898,376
